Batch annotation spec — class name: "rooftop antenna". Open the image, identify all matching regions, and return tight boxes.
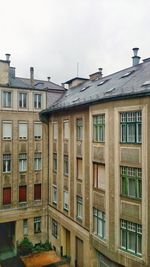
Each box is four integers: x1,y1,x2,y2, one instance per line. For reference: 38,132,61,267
77,62,79,77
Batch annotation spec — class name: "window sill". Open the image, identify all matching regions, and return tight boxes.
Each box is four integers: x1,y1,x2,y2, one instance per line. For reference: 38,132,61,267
120,195,142,203
119,248,142,259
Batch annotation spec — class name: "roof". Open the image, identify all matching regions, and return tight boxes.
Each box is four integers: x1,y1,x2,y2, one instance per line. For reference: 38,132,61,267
40,59,150,116
64,77,89,84
8,76,64,91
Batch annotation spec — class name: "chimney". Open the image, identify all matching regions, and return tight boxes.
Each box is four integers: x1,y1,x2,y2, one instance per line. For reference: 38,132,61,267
5,53,11,62
89,68,103,81
132,48,140,66
47,76,51,82
30,67,34,87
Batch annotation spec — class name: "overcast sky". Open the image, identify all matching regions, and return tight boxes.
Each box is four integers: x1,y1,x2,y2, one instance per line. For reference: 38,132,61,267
0,0,150,85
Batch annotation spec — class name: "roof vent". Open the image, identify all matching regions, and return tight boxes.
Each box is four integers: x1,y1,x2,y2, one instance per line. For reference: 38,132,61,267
80,85,91,92
97,79,109,86
47,76,51,82
104,87,115,94
5,53,11,62
121,70,135,78
132,48,140,66
142,80,150,86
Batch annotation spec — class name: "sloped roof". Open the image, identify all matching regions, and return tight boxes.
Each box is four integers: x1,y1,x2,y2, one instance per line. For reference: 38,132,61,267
41,59,150,115
9,76,64,91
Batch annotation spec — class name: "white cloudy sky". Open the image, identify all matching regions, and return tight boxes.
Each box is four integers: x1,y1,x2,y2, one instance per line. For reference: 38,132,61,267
0,0,150,85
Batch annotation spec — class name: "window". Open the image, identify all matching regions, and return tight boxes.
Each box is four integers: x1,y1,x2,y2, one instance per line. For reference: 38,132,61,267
76,196,83,220
34,217,41,233
19,154,27,172
3,187,11,205
77,158,83,180
76,119,83,140
93,115,105,142
34,122,42,139
23,219,28,236
52,187,57,204
3,154,11,172
121,166,142,199
93,163,105,190
53,154,57,173
93,208,105,239
64,120,69,139
19,185,27,202
19,122,27,139
2,91,12,107
53,123,58,140
34,184,41,200
64,155,69,176
34,153,42,170
34,94,41,109
52,219,58,238
120,111,142,143
3,121,12,140
19,93,27,108
120,219,142,256
63,191,69,211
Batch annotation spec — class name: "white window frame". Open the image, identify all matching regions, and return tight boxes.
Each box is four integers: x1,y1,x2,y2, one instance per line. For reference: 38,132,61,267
34,122,42,140
3,121,12,140
34,93,42,109
19,122,28,139
34,153,42,171
19,154,27,172
63,191,69,211
2,91,12,108
19,92,27,108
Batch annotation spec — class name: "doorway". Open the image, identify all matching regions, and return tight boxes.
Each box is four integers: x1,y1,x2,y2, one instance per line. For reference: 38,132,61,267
75,237,83,267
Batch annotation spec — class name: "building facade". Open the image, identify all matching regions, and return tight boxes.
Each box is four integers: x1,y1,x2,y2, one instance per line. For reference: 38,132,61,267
40,49,150,267
0,54,64,256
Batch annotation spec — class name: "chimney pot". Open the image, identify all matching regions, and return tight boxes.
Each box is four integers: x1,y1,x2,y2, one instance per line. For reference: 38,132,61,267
30,67,34,87
5,53,11,61
132,47,140,66
47,76,51,82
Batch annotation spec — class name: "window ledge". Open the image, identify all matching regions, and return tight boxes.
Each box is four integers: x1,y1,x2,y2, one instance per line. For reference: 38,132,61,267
118,249,143,261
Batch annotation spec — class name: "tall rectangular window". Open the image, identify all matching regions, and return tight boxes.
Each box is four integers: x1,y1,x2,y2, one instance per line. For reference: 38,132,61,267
52,219,58,238
34,217,41,233
53,153,57,173
76,196,83,220
64,120,69,139
34,153,42,170
23,219,28,236
52,187,57,204
19,93,27,108
77,158,83,180
121,166,142,199
3,154,11,172
34,122,42,139
64,155,69,176
3,121,12,140
53,123,58,140
19,185,27,202
120,219,142,256
93,208,105,239
3,187,11,205
93,114,105,142
34,184,41,200
19,154,27,172
34,94,41,109
120,111,142,143
2,91,12,107
63,191,69,211
76,118,83,141
93,163,105,190
19,122,27,139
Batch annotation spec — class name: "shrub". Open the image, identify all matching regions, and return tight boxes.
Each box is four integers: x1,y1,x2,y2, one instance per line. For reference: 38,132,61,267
17,237,33,256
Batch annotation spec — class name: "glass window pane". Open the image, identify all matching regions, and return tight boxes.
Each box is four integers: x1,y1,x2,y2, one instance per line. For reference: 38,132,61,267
127,124,135,143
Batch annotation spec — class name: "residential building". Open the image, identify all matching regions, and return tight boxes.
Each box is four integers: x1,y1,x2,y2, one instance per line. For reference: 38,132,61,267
0,54,64,255
40,48,150,267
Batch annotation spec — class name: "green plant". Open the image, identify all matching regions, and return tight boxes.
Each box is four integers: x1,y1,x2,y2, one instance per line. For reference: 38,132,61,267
17,237,33,256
